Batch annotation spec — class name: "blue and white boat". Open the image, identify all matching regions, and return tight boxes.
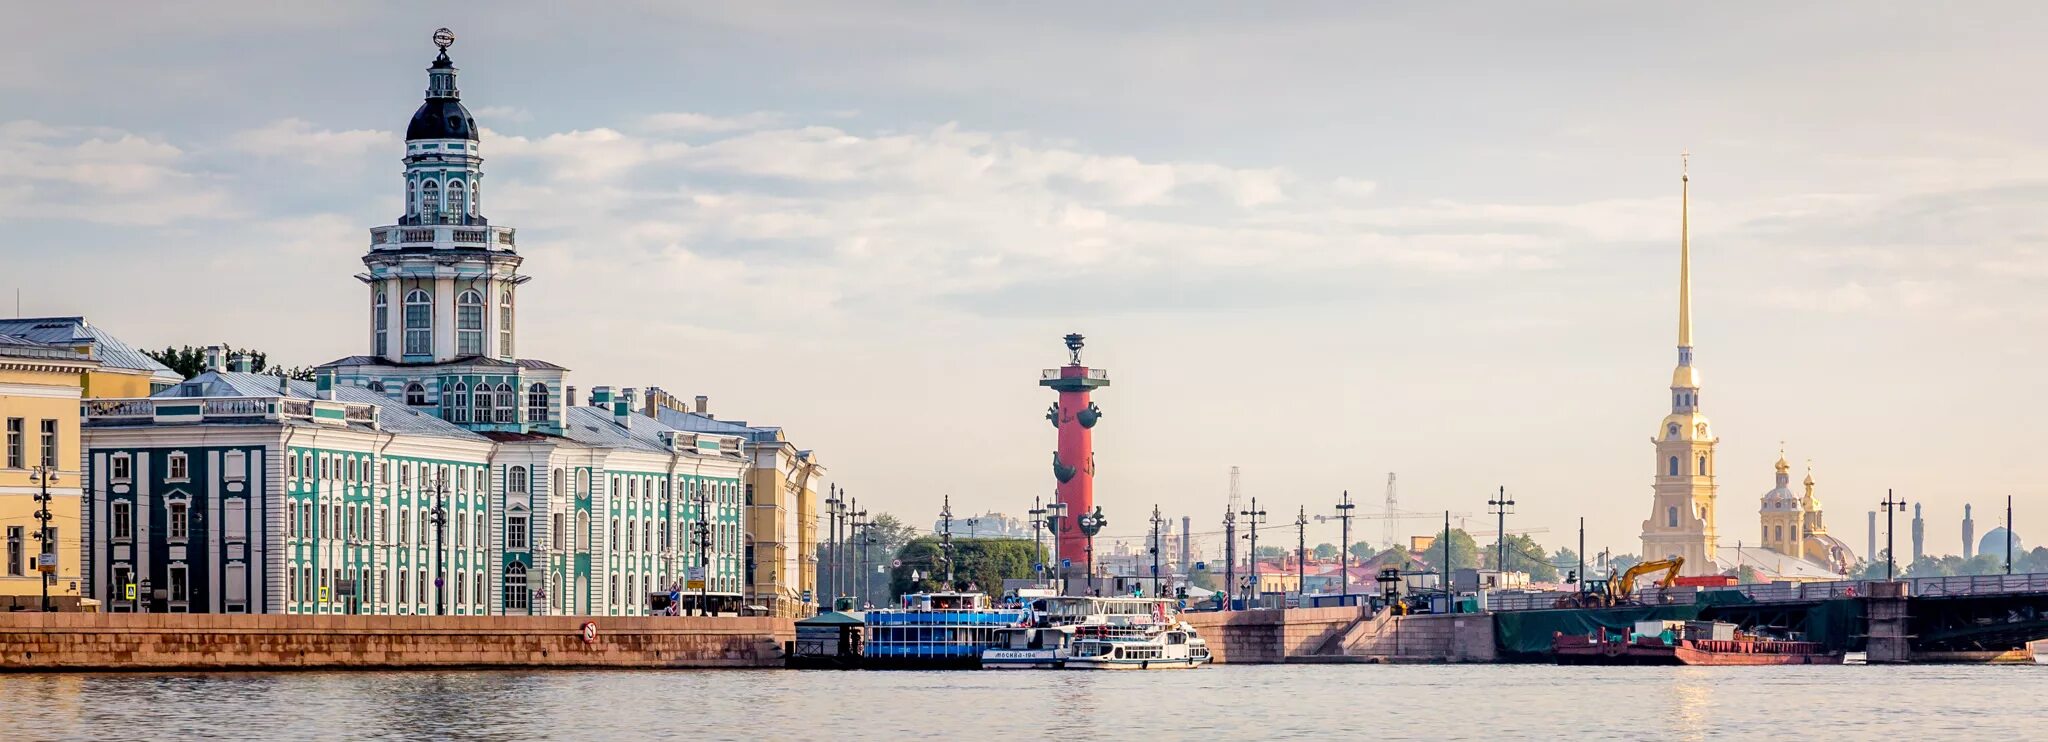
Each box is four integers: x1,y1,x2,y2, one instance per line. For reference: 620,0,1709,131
861,592,1027,670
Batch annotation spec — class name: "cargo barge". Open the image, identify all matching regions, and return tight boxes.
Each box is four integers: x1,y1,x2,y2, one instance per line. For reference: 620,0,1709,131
1553,620,1841,666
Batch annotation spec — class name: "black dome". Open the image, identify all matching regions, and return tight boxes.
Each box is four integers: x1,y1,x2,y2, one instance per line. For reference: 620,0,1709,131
407,98,478,141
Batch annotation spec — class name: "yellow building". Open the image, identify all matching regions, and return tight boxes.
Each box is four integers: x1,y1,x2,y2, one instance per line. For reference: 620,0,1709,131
0,334,98,604
1756,454,1853,577
1641,158,1720,576
643,389,825,617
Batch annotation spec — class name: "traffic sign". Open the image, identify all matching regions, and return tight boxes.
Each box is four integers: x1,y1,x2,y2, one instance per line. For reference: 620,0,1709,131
124,583,137,600
686,580,705,590
580,621,598,643
1061,559,1072,569
687,567,705,581
891,559,902,568
37,553,56,573
319,585,330,602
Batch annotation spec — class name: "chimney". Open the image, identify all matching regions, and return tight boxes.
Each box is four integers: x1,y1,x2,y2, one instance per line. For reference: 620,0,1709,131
566,385,578,408
615,388,636,429
590,386,613,409
694,395,709,416
314,368,336,400
228,352,255,374
203,344,228,373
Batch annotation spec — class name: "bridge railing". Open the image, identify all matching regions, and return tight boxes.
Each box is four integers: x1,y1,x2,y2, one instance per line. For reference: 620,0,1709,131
1485,571,2048,612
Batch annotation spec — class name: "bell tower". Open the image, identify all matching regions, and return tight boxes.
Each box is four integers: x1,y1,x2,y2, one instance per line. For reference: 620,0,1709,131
1641,154,1719,576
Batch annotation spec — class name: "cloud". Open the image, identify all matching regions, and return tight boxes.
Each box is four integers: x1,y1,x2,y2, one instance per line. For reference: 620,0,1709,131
0,120,233,225
231,118,396,167
639,111,786,134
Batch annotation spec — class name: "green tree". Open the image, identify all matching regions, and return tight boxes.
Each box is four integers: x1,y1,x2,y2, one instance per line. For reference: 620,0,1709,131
1734,565,1762,584
1552,547,1582,582
889,537,1043,598
1253,545,1287,560
1313,543,1339,560
1420,528,1480,573
829,512,919,607
1481,533,1559,582
1189,566,1220,592
1607,553,1642,576
1349,541,1376,561
145,345,315,381
1905,554,1949,578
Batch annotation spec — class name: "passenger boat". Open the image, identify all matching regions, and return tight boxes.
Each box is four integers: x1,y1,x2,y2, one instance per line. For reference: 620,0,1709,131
1066,622,1210,670
982,625,1076,669
1553,621,1841,666
861,592,1027,670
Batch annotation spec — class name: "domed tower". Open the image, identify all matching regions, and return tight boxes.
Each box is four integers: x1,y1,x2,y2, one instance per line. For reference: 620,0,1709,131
1757,451,1805,560
321,29,565,435
1640,154,1719,576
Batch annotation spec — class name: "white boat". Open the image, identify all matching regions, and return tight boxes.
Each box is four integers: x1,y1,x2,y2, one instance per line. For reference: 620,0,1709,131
982,626,1076,669
1066,622,1210,670
2032,642,2047,665
1842,651,1867,666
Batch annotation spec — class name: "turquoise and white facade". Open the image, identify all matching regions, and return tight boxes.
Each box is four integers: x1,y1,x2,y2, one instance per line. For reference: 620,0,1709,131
77,35,750,616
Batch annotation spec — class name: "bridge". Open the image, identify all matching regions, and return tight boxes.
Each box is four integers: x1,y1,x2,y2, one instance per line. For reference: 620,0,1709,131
1487,572,2048,662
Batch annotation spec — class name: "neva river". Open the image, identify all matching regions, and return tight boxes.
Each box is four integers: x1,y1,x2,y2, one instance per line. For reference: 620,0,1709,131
3,664,2031,740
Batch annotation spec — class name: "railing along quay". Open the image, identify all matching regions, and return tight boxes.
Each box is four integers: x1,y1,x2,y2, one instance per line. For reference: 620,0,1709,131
1486,572,2048,612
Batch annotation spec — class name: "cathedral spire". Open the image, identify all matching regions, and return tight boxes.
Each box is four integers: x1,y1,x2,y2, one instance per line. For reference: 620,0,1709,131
1678,151,1693,357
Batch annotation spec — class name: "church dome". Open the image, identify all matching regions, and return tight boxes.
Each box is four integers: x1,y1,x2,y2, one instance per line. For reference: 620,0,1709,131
407,98,478,141
1979,527,2024,558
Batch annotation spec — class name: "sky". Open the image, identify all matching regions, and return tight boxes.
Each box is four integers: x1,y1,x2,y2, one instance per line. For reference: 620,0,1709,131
4,2,2045,562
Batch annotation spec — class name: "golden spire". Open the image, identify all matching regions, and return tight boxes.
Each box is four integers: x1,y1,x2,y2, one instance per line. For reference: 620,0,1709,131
1775,441,1788,474
1678,151,1692,350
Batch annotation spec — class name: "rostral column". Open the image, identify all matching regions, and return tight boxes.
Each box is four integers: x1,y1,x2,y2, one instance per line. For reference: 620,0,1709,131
1041,333,1109,591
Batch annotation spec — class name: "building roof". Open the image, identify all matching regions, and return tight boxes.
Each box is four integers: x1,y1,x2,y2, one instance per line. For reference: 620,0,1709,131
647,407,785,444
1715,546,1845,582
0,317,176,381
147,371,487,441
0,333,92,363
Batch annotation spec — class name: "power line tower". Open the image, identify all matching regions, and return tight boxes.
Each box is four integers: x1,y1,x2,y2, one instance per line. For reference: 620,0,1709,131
1488,486,1515,577
1295,505,1308,605
1224,466,1242,606
1383,472,1398,551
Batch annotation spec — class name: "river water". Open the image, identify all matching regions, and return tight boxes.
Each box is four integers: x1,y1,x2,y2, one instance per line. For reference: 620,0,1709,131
2,664,2033,740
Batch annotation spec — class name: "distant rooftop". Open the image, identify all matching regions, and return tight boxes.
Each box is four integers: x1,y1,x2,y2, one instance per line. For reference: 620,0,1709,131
0,317,177,381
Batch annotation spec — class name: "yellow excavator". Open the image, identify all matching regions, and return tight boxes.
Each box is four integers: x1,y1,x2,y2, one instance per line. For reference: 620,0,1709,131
1553,558,1684,609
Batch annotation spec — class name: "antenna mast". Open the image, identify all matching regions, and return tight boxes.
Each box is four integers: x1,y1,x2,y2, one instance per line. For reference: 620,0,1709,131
1384,472,1398,550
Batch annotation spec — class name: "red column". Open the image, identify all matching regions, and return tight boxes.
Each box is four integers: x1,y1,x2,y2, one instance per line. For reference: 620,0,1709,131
1055,368,1095,569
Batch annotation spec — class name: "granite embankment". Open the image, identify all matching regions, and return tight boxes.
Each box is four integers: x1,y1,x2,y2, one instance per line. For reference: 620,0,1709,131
0,613,792,671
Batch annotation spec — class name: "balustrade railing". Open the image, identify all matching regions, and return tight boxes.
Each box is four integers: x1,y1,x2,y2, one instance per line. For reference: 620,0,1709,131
85,399,153,417
202,398,268,416
344,405,376,423
279,399,314,418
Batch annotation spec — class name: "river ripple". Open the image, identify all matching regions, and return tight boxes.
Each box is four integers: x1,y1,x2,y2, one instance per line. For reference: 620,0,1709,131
1,664,2033,740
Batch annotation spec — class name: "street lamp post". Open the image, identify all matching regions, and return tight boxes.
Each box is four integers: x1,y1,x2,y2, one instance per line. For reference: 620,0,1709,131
1239,497,1266,606
1029,496,1048,585
1881,490,1907,582
695,482,713,616
823,485,842,601
1046,501,1068,595
1335,490,1355,600
1077,506,1106,596
1295,505,1307,606
30,466,57,612
428,472,449,616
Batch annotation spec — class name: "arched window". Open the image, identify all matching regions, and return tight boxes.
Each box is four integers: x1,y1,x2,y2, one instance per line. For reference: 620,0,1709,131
456,289,484,356
576,510,590,551
407,178,418,217
368,380,385,393
404,382,427,406
576,469,589,496
473,380,492,423
448,382,470,423
475,571,487,610
470,181,481,215
495,383,516,423
1667,506,1678,528
1666,423,1679,440
527,383,549,423
499,289,514,358
403,289,432,355
1698,455,1707,475
1667,456,1679,477
1775,525,1784,542
373,290,389,356
509,466,528,494
448,179,467,218
421,180,440,217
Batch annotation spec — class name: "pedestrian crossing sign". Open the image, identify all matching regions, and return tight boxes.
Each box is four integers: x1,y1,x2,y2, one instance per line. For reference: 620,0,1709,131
125,583,137,600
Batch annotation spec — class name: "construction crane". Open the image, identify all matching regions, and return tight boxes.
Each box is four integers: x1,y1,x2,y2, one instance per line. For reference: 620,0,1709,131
1554,557,1683,609
1383,473,1398,551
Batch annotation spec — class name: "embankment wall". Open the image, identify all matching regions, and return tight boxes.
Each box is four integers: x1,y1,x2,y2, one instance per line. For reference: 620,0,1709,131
0,613,792,671
1179,606,1366,663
